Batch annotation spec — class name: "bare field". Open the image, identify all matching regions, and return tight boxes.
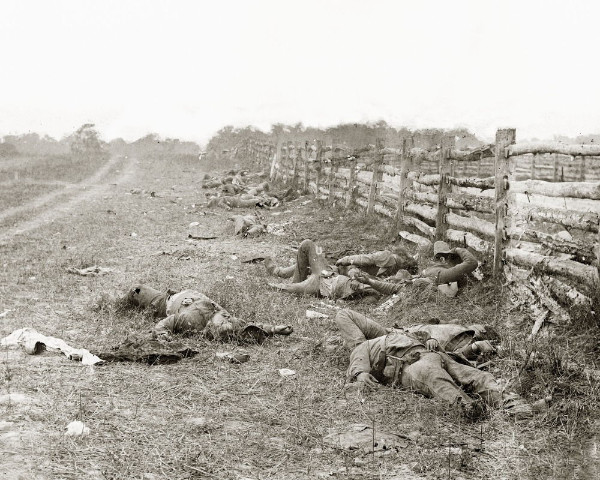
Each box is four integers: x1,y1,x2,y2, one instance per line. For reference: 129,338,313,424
0,154,598,479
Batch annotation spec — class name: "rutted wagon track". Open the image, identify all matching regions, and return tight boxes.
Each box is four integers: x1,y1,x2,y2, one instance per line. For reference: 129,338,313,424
0,156,136,244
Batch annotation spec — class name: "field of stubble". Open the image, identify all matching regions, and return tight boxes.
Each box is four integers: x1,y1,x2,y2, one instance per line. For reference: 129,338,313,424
0,152,598,480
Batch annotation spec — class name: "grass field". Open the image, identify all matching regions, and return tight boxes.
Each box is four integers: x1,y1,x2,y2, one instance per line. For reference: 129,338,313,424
0,153,598,479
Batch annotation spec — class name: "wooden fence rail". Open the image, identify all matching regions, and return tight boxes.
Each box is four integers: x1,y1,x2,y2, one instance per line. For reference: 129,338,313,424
236,129,600,310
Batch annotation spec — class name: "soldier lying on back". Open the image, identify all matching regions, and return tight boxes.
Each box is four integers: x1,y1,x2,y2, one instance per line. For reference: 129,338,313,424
334,309,532,420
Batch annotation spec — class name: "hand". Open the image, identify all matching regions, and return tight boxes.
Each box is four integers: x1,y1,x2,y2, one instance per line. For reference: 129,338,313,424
156,333,173,342
355,372,380,389
425,338,440,351
354,273,371,284
273,325,294,336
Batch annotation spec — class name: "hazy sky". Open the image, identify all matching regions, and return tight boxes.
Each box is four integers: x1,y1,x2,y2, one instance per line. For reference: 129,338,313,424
1,0,599,145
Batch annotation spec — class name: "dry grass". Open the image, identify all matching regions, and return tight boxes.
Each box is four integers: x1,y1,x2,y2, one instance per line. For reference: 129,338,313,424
0,153,598,479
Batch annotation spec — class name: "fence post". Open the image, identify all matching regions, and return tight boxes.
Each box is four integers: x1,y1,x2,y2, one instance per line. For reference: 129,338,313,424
302,141,309,193
328,140,336,203
315,140,323,196
367,138,384,215
292,141,300,188
395,138,409,230
552,153,559,182
271,141,281,182
531,153,536,179
435,142,450,241
579,156,586,181
346,154,358,208
493,128,517,278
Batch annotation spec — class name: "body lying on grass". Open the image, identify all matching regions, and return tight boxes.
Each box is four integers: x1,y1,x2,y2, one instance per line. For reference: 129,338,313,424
335,309,532,419
264,239,417,300
354,241,478,298
126,284,293,342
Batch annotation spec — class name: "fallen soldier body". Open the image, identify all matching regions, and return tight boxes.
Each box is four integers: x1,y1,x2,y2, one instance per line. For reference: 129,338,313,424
335,308,532,419
355,241,478,298
126,284,293,342
265,239,417,300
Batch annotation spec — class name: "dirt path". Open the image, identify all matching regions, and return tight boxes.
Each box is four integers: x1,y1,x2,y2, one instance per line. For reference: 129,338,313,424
0,155,137,243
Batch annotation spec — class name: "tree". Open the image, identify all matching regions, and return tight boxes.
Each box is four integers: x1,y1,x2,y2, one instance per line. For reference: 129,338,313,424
70,123,104,156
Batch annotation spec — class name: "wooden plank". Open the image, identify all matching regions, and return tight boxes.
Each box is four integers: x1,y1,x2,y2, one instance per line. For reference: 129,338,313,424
508,142,600,157
270,141,281,181
494,128,517,277
315,140,323,195
328,140,336,203
511,179,600,200
402,215,435,237
404,202,437,222
303,141,309,193
542,275,592,309
395,139,409,230
399,230,433,249
448,176,495,190
447,212,495,239
407,172,441,186
446,191,494,213
505,248,599,289
445,229,492,253
436,144,450,241
512,229,596,264
513,204,599,233
367,138,384,215
345,156,358,208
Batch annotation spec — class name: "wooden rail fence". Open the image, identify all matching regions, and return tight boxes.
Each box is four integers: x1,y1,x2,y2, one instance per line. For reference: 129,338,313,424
232,129,600,312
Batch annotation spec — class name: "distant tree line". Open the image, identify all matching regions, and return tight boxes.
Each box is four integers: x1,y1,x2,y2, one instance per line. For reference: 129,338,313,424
0,124,200,159
205,121,487,162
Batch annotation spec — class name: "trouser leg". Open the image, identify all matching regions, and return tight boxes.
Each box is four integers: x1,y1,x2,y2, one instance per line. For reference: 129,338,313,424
294,239,328,283
401,352,473,405
128,284,168,317
335,309,388,349
439,352,503,407
268,263,296,278
270,273,321,296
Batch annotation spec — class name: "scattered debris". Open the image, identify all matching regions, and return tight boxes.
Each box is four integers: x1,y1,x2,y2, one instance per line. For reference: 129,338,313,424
65,421,90,437
66,266,112,277
215,352,250,364
93,334,199,364
240,255,266,264
233,214,267,237
188,233,218,240
130,232,137,237
374,294,401,314
189,221,200,227
267,222,292,236
306,310,329,320
323,424,409,452
278,368,296,377
0,310,10,319
1,328,103,365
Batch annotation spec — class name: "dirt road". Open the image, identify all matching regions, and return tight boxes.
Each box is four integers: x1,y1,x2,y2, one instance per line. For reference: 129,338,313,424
0,155,137,244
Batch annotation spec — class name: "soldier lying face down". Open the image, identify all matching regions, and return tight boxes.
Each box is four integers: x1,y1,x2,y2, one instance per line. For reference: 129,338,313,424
334,309,532,420
264,239,417,300
126,284,293,342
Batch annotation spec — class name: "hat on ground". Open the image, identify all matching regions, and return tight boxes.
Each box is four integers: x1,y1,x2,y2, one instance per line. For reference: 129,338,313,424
433,241,453,258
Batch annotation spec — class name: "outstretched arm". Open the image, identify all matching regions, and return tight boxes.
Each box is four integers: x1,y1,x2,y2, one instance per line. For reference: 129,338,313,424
436,248,478,285
336,253,377,267
354,274,403,295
